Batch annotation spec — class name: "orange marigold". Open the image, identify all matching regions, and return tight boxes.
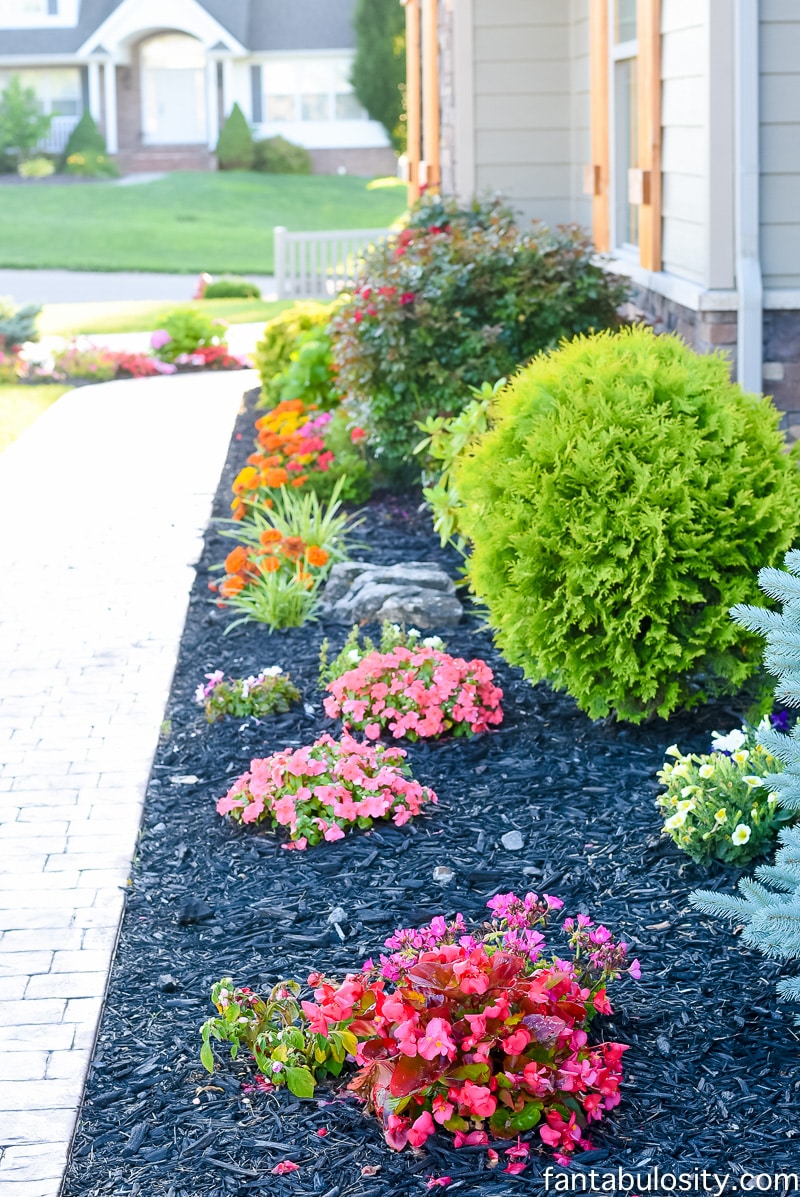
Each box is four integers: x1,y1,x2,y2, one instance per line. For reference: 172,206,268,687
259,527,283,547
224,546,249,574
291,474,309,487
296,569,315,590
263,467,289,488
261,556,281,573
281,536,306,561
231,500,247,521
220,574,247,597
232,466,259,494
305,545,329,567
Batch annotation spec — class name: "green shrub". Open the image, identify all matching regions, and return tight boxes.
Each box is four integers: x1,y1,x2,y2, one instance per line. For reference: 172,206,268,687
216,103,255,171
203,278,262,300
18,156,54,178
62,110,106,161
272,328,339,411
456,326,800,724
351,0,406,151
0,295,41,348
330,195,628,479
0,76,52,166
253,136,311,175
255,301,334,404
153,308,226,362
65,150,119,178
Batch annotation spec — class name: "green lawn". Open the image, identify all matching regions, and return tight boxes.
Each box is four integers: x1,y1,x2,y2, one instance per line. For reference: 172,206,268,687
0,173,407,274
39,297,297,337
0,384,70,452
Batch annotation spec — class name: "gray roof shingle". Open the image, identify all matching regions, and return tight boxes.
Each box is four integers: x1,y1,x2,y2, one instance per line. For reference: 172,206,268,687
0,0,356,56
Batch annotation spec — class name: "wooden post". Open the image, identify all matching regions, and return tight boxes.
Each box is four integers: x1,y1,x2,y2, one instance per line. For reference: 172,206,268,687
421,0,440,191
637,0,662,270
588,0,610,252
404,0,422,204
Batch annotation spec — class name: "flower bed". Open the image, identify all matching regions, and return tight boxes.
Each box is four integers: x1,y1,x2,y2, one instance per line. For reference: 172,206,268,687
63,390,800,1195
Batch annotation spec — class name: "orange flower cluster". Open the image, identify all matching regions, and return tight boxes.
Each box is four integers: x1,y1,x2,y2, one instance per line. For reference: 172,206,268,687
215,532,330,601
230,399,335,520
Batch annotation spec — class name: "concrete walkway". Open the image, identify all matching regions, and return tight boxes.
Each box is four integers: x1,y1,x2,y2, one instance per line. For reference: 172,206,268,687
0,269,276,305
36,321,268,361
0,371,254,1195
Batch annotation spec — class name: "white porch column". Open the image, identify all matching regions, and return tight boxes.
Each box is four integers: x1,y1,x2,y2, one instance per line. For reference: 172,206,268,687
221,58,234,122
206,59,219,150
87,60,102,124
102,61,118,154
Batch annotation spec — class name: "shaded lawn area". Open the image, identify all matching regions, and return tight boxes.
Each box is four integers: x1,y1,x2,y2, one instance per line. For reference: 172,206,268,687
38,297,298,336
0,173,407,274
0,384,70,452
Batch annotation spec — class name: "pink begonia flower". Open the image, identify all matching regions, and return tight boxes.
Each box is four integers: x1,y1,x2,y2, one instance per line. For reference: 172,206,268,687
505,1141,530,1160
504,1162,527,1175
407,1110,435,1148
417,1017,456,1061
271,1161,299,1175
629,958,642,979
431,1093,454,1125
324,823,345,842
503,1028,531,1055
427,1178,453,1189
364,722,381,740
460,1080,496,1119
281,837,308,850
150,329,171,350
453,1130,488,1149
385,1113,410,1150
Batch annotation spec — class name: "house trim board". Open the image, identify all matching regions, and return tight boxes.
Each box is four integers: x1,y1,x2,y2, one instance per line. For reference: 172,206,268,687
452,0,475,203
606,256,800,313
77,0,247,59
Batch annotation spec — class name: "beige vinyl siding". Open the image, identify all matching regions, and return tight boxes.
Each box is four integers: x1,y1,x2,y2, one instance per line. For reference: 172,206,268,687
472,0,573,227
760,2,800,289
659,0,705,284
570,0,591,228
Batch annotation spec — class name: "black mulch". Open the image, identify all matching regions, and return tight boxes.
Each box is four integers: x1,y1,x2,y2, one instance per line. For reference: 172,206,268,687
64,390,800,1196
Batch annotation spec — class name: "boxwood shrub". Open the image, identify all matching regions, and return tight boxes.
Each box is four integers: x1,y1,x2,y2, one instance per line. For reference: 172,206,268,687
456,326,800,723
330,195,629,479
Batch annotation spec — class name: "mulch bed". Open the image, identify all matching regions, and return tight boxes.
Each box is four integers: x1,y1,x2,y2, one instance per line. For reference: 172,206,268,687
64,389,800,1196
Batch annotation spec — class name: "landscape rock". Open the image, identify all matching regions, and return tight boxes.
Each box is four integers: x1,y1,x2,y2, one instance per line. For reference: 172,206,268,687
321,561,463,628
501,830,524,852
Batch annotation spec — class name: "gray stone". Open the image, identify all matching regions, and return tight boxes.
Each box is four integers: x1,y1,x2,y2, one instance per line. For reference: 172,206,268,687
327,906,348,926
501,830,524,852
321,561,463,627
432,866,455,885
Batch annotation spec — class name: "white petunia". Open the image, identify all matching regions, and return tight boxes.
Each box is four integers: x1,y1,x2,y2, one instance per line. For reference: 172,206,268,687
665,811,688,831
742,775,763,788
711,728,746,754
698,763,715,779
731,824,752,845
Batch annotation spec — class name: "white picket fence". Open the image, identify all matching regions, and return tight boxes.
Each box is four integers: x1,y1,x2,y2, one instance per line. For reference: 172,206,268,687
38,115,80,155
273,226,394,300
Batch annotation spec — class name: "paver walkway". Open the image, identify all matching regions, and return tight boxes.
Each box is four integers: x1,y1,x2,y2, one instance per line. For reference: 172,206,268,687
0,370,255,1196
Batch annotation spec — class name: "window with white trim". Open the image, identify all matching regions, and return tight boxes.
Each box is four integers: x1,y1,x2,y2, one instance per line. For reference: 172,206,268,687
611,0,639,252
260,55,368,123
0,67,80,116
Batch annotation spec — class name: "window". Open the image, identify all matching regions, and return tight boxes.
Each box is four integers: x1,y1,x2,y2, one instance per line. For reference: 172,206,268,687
611,0,639,251
335,92,366,120
265,94,295,122
587,0,661,271
0,67,80,117
300,93,328,121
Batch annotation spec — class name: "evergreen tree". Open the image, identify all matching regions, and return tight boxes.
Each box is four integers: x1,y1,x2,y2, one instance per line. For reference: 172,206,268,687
692,549,800,1020
0,75,52,165
216,103,255,171
351,0,406,152
62,110,107,162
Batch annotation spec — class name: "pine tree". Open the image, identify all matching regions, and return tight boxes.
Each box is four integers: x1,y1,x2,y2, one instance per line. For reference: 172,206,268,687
691,549,800,1019
216,103,255,171
351,0,406,152
62,110,107,162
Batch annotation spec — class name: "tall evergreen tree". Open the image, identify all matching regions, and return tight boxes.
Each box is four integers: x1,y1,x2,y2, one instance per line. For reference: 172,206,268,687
350,0,406,152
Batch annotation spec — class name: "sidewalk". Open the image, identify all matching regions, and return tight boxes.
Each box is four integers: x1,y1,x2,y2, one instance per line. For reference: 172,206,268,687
0,370,254,1196
0,269,276,306
36,321,268,360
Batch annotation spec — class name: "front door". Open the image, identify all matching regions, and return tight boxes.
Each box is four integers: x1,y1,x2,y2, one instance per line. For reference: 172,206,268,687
140,33,207,146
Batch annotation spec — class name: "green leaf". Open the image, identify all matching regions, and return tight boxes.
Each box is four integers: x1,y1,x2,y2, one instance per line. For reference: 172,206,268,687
285,1066,315,1099
507,1102,543,1132
200,1039,214,1074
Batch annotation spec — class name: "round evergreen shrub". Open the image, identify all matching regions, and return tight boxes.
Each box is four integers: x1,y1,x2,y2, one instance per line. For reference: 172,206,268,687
253,136,311,175
456,326,800,723
61,110,106,165
216,103,255,171
203,277,261,299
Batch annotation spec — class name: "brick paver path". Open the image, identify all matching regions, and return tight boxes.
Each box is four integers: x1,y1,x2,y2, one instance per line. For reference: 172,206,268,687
0,371,253,1195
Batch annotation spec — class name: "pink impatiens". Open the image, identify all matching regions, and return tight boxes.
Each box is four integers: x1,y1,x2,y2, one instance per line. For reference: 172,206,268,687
323,646,504,741
216,731,437,847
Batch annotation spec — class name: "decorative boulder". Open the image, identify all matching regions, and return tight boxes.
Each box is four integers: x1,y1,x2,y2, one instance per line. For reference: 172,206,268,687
320,561,463,628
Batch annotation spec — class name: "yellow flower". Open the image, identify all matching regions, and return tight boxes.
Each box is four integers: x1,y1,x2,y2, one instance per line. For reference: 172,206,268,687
733,749,750,765
742,775,762,788
677,799,696,813
732,824,752,846
698,763,715,779
714,808,727,824
665,744,681,758
665,811,688,831
672,763,690,779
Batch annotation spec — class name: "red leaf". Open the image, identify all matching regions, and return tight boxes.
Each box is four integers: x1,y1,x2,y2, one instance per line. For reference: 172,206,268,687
389,1053,446,1098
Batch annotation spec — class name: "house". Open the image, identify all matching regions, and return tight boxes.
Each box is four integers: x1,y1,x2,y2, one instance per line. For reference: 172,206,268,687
403,0,800,426
0,0,396,175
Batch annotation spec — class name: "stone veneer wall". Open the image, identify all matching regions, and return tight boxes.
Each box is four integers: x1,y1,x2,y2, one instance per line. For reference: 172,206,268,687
623,283,800,436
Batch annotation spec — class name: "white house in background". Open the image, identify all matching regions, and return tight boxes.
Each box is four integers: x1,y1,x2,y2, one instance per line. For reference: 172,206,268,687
0,0,396,175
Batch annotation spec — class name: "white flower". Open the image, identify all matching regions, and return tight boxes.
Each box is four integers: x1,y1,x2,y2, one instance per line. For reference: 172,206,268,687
677,799,696,813
698,763,715,779
672,762,690,779
742,775,763,788
390,624,401,634
407,627,421,637
665,811,688,831
261,665,282,677
714,808,727,824
194,685,206,704
347,648,361,662
680,784,697,798
422,636,444,649
731,823,752,846
732,749,750,765
665,744,681,758
768,792,779,804
711,728,746,754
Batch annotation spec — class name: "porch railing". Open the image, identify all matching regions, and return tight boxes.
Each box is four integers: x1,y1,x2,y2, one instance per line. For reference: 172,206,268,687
273,226,394,300
38,115,80,156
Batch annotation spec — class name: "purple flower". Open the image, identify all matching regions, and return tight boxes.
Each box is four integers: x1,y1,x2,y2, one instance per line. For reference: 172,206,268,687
150,329,172,350
771,710,791,732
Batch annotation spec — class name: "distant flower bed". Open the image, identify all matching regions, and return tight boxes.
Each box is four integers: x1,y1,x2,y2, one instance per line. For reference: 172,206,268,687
196,666,300,723
323,645,503,741
216,731,437,848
